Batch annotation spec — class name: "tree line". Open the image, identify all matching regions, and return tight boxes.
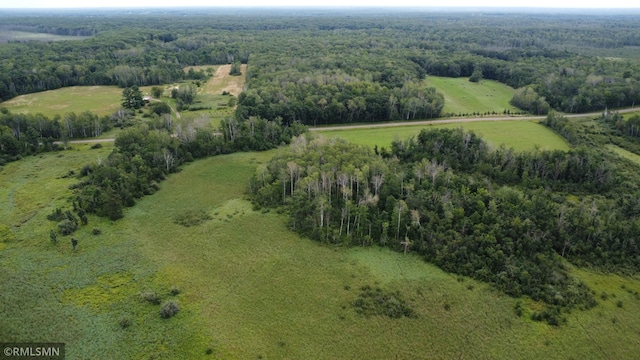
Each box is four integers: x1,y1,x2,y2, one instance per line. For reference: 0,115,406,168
0,109,116,165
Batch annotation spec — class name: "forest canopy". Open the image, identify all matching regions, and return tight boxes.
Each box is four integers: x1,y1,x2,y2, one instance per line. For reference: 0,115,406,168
2,9,640,124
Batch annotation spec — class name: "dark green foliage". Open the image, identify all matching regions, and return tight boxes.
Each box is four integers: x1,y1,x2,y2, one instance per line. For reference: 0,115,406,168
171,84,197,105
617,300,623,308
151,86,163,99
92,227,101,235
174,210,212,227
170,286,181,296
469,66,483,83
0,110,113,166
90,143,103,149
351,285,415,319
57,211,79,235
49,230,58,244
149,101,172,116
159,300,180,319
510,87,550,115
229,61,242,76
122,86,144,110
514,301,523,317
118,316,132,329
531,306,566,327
47,208,66,222
140,291,161,305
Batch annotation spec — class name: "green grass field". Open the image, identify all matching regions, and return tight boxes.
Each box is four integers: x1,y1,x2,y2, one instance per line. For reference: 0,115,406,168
426,76,519,116
318,121,570,152
2,144,640,359
607,144,640,165
623,110,640,120
0,85,157,117
0,31,91,43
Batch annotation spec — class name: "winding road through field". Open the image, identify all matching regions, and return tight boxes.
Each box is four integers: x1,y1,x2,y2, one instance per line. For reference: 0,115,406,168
60,107,639,144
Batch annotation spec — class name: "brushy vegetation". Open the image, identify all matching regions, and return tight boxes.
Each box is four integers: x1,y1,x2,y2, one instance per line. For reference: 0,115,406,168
173,210,212,227
351,285,416,319
159,300,180,319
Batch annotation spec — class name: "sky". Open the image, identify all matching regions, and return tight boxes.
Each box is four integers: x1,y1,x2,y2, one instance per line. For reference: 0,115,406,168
0,0,637,8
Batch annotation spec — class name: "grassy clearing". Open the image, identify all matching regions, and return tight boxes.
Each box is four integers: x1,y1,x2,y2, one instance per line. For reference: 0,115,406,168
1,86,118,117
607,144,640,165
0,144,208,359
182,64,247,126
426,76,519,115
0,85,161,118
318,121,570,152
622,110,640,120
3,142,640,359
0,31,91,43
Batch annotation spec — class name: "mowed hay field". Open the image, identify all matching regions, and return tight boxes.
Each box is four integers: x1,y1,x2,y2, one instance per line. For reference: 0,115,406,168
426,76,520,115
0,85,157,117
318,120,570,152
3,145,640,359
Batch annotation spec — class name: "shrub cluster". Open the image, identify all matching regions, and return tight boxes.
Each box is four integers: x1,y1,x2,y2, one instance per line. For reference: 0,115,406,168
351,285,415,319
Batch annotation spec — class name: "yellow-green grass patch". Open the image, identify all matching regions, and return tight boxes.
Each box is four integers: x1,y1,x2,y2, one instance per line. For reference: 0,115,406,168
0,85,161,117
426,76,519,115
0,143,208,359
607,144,640,165
319,121,570,152
0,143,114,230
623,110,640,120
1,86,121,117
0,31,91,43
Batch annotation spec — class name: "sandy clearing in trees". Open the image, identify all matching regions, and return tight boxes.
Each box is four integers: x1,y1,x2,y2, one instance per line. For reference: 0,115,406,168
202,64,247,97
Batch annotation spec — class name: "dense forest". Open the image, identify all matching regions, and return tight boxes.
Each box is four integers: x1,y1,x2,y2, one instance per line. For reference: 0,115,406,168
2,9,640,125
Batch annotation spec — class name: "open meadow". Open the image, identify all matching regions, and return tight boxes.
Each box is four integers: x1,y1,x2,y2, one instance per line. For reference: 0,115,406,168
425,76,520,116
2,140,640,359
0,30,91,43
0,85,160,117
318,120,569,152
